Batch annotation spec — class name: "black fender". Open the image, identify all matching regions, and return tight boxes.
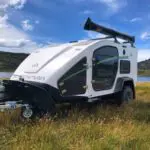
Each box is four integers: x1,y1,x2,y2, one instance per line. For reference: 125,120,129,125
114,77,135,99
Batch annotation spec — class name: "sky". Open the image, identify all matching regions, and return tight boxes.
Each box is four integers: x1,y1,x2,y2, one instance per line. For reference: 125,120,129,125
0,0,150,61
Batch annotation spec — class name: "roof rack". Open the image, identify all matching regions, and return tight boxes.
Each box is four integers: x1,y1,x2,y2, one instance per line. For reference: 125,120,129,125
84,18,135,45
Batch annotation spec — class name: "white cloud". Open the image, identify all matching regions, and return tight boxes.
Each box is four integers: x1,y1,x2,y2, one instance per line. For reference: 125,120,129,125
81,10,94,15
66,0,127,14
0,0,40,53
0,38,30,48
95,0,127,13
0,4,7,11
141,32,150,40
10,0,27,9
0,0,27,10
0,14,8,21
0,16,39,53
0,15,8,28
21,20,34,31
130,17,142,23
138,49,150,62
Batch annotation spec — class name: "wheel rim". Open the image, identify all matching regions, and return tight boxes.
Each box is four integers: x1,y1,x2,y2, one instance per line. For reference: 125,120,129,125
22,108,33,119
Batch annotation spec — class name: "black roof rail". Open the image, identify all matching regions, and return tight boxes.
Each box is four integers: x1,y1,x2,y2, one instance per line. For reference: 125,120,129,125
84,18,135,44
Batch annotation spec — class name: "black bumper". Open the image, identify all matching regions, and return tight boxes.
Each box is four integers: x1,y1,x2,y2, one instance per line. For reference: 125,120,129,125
0,80,55,111
0,80,88,110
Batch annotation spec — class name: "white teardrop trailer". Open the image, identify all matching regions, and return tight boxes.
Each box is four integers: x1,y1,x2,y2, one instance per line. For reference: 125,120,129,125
0,18,137,119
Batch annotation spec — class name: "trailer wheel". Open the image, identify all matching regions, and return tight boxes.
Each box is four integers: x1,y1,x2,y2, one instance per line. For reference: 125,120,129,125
116,85,134,105
21,107,34,119
21,107,46,119
21,104,57,120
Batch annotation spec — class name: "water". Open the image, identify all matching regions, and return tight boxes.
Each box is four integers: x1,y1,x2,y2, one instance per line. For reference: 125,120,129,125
0,72,150,82
0,72,13,79
137,76,150,82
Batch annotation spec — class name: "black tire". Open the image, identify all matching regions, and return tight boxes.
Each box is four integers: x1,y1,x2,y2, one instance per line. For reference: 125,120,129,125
116,85,134,106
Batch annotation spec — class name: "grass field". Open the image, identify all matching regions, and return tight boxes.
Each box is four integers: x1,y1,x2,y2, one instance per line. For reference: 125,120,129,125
0,83,150,150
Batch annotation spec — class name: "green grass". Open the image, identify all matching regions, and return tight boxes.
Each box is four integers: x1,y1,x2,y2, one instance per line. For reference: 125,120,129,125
0,83,150,150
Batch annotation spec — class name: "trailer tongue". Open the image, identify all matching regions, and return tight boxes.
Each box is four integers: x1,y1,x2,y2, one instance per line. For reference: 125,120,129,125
0,80,55,119
0,82,32,118
0,101,32,118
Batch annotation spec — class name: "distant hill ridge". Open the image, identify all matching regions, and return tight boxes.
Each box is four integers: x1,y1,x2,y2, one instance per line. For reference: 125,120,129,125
0,51,28,72
138,59,150,76
0,51,150,75
138,59,150,70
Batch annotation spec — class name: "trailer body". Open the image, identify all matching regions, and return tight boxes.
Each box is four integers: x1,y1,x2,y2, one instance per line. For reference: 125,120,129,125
0,18,137,118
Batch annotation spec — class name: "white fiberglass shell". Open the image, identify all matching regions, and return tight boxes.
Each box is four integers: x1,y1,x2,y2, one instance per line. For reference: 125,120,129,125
10,40,97,85
11,39,137,98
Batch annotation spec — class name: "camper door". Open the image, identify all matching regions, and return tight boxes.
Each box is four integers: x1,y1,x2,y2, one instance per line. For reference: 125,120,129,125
90,45,119,97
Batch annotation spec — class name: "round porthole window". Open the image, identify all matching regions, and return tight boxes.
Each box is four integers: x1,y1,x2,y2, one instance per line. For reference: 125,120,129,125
123,49,126,55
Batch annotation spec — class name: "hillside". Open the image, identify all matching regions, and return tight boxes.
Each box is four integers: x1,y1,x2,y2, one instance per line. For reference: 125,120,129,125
0,51,150,76
138,59,150,70
138,59,150,76
0,51,28,72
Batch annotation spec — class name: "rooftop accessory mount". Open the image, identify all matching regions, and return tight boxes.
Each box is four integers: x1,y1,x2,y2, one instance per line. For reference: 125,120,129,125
84,17,135,44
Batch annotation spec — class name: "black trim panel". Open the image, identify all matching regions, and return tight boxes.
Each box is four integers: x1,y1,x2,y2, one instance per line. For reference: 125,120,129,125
1,80,88,110
114,77,134,93
92,46,119,91
58,57,87,96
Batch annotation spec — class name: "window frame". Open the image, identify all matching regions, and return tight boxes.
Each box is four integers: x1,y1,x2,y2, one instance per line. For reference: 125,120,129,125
92,45,119,91
120,60,131,74
57,57,87,96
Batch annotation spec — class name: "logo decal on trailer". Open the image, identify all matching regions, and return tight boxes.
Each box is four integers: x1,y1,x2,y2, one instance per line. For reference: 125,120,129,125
119,56,129,59
32,63,39,68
